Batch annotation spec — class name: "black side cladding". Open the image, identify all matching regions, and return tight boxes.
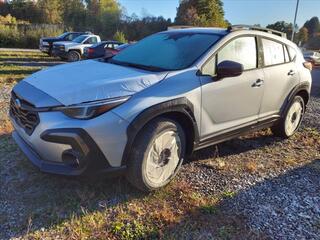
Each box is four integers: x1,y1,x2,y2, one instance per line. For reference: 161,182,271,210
40,128,125,175
121,97,199,165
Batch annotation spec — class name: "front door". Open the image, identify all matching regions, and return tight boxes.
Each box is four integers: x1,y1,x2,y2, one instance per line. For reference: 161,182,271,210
199,36,265,140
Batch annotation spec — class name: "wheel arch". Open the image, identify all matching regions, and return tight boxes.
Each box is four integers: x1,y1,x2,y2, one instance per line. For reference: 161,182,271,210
68,48,81,55
295,89,309,108
281,82,310,116
121,97,199,166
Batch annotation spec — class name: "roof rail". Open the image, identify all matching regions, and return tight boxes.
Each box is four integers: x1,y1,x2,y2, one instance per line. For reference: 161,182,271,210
167,25,195,30
228,25,287,38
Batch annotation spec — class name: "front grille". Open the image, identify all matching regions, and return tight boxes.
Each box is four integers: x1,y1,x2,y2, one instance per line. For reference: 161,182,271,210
53,45,64,50
10,93,39,136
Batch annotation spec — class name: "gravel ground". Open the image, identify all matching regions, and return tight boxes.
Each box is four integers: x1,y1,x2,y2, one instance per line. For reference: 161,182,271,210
0,61,320,239
0,85,12,121
177,83,320,239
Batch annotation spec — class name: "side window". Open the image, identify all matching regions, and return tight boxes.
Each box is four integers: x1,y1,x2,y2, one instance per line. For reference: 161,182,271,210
217,37,257,70
284,45,290,63
70,34,80,40
287,46,297,61
202,55,216,76
86,37,97,44
262,38,285,66
65,34,73,41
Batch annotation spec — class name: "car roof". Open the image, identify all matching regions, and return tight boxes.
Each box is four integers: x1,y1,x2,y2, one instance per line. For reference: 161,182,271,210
165,27,295,47
166,27,228,36
101,40,123,44
78,34,98,38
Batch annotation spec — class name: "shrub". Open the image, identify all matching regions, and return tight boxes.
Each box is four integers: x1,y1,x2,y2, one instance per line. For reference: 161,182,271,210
0,23,63,49
113,30,127,43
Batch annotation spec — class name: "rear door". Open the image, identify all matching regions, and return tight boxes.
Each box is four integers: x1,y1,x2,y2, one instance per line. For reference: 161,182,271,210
199,36,265,139
259,38,300,120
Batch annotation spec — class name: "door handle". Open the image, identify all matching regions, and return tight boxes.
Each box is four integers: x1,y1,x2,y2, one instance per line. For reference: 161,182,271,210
288,70,296,76
252,79,264,87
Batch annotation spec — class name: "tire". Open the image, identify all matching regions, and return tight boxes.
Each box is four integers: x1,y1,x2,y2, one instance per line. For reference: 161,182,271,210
271,95,305,138
67,50,81,62
48,47,53,56
126,118,186,192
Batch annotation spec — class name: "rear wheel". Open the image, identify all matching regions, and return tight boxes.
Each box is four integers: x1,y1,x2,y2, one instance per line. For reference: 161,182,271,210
67,50,81,62
272,95,305,138
126,118,186,192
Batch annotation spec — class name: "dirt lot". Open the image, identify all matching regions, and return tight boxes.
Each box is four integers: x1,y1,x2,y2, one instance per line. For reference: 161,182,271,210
0,50,320,240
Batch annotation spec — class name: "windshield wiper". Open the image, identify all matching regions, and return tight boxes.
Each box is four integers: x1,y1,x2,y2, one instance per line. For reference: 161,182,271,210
107,59,168,72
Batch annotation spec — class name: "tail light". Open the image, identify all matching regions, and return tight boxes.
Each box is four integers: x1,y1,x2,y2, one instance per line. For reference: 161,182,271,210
88,48,94,55
303,62,313,71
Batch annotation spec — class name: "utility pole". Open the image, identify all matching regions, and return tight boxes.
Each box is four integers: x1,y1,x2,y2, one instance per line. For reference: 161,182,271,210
291,0,300,42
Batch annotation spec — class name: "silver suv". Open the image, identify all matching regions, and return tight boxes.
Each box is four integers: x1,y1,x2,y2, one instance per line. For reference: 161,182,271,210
10,26,312,191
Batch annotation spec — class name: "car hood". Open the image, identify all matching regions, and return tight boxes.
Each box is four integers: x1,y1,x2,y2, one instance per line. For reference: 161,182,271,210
54,41,78,47
23,60,168,106
41,37,60,42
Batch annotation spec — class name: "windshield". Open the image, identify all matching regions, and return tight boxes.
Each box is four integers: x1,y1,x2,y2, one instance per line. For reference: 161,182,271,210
73,35,88,43
58,32,69,39
90,42,105,48
111,32,222,71
116,43,130,50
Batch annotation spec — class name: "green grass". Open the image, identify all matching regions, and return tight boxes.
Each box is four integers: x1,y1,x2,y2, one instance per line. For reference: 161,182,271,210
0,51,47,87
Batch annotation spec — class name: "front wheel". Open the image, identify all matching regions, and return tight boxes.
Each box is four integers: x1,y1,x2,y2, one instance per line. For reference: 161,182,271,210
126,118,186,192
67,50,81,62
272,95,305,138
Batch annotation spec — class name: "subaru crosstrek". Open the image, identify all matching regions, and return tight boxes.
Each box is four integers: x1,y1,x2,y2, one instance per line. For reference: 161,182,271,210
10,26,312,191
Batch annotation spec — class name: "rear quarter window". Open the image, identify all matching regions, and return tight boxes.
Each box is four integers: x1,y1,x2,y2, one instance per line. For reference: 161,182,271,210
288,46,297,61
262,38,285,66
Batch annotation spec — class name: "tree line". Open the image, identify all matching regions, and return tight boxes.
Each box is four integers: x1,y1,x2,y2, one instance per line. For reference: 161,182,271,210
0,0,319,49
0,0,228,41
266,17,320,48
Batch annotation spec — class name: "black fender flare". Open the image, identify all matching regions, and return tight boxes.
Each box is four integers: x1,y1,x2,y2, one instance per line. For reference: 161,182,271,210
280,82,310,116
121,97,199,165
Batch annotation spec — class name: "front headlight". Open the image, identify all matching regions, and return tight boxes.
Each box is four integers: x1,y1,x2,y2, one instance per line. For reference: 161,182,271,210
42,41,49,46
53,96,130,120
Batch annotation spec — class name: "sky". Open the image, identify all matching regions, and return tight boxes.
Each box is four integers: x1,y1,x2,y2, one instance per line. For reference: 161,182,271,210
118,0,320,28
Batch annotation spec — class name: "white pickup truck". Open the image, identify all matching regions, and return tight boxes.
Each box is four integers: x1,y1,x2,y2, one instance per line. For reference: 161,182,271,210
52,34,101,62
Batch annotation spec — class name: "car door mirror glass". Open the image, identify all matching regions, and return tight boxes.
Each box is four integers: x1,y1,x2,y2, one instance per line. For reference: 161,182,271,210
216,60,244,79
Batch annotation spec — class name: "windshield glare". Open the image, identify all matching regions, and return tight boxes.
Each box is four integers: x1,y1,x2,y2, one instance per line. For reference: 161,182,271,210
112,32,222,70
73,35,87,43
58,32,69,39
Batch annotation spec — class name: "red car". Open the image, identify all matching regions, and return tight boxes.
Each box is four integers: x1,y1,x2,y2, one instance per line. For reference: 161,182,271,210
105,43,133,57
83,41,123,59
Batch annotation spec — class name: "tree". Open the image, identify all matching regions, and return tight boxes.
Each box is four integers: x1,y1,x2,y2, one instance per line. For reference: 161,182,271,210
296,27,308,45
4,0,41,23
85,0,122,38
37,0,62,24
99,0,122,38
175,0,227,27
266,21,294,39
120,15,172,41
303,17,320,38
61,0,86,31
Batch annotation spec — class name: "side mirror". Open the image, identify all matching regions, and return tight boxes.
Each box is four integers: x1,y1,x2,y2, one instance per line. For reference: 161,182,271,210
216,60,244,79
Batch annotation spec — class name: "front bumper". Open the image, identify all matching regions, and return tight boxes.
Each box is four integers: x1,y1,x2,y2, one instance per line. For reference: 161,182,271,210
39,45,50,53
52,49,68,58
10,110,129,176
